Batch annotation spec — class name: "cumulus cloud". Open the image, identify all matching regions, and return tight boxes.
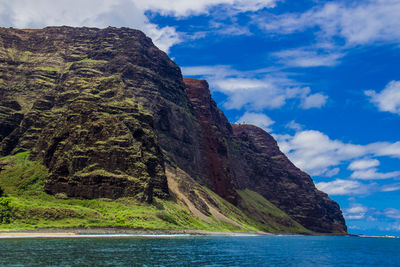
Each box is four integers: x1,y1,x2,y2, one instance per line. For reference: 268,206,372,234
214,77,287,110
365,80,400,115
257,1,400,69
374,141,400,158
275,130,365,176
315,179,373,196
384,223,400,231
351,168,400,180
301,92,328,109
137,0,278,16
182,65,327,110
272,48,344,67
257,0,400,46
0,0,181,52
325,168,340,178
0,0,279,53
344,204,368,220
384,208,400,219
348,159,380,170
275,129,400,177
286,120,302,131
236,112,274,132
381,183,400,192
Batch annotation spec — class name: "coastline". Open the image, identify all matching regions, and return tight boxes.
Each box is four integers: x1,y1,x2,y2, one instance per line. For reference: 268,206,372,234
0,228,272,239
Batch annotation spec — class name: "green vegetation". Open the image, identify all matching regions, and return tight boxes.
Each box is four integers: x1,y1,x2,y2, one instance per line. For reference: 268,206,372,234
0,152,257,232
0,197,13,224
34,66,60,72
237,189,311,233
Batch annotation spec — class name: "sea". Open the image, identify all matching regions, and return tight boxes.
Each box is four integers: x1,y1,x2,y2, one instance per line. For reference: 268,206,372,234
0,235,399,266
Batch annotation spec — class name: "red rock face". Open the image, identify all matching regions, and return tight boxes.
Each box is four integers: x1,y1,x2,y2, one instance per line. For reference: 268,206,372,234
183,78,347,234
183,78,237,204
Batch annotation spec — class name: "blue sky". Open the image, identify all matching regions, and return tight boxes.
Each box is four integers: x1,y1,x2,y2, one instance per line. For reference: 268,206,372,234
1,0,400,235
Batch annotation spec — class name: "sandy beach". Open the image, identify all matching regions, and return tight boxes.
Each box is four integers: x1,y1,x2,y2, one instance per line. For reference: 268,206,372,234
0,228,271,239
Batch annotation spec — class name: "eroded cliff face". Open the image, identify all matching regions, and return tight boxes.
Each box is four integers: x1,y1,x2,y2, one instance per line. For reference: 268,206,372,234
183,78,237,205
0,27,177,201
183,79,347,233
231,125,347,233
0,26,346,233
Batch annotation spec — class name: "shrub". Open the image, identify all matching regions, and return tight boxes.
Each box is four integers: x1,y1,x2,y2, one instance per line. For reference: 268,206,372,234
55,192,68,199
0,197,14,224
0,186,4,197
115,216,126,224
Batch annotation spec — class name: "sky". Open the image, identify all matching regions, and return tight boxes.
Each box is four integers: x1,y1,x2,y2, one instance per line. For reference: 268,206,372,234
1,0,400,236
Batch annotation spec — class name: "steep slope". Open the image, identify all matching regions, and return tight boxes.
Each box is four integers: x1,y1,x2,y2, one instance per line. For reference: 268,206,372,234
231,124,347,233
183,79,346,233
0,26,198,201
183,78,237,204
0,26,346,233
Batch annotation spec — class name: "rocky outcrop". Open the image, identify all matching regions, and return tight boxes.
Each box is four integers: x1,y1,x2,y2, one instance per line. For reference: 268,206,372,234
231,124,347,233
0,26,346,233
183,78,237,205
183,79,346,233
0,27,173,201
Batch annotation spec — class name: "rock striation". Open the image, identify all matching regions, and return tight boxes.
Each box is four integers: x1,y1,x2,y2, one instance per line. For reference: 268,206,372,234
0,26,346,233
183,79,346,233
231,124,346,233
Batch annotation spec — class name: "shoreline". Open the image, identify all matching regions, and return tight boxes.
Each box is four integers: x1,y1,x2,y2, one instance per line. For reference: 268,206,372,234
0,227,273,239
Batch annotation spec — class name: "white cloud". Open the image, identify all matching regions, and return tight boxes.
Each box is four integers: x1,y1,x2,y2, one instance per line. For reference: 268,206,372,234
344,204,368,220
257,1,400,70
384,208,400,219
143,25,181,53
275,130,366,176
374,141,400,158
384,223,400,231
315,179,372,196
214,77,287,110
381,183,400,192
136,0,278,17
257,0,400,46
325,168,340,177
351,168,400,180
348,159,380,170
236,112,274,132
0,0,280,52
272,48,343,67
182,65,327,110
0,0,181,53
301,93,328,109
286,120,302,131
275,129,400,177
365,80,400,115
182,65,239,77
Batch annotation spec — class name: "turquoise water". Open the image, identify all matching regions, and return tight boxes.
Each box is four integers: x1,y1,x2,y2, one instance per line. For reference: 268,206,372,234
0,235,399,266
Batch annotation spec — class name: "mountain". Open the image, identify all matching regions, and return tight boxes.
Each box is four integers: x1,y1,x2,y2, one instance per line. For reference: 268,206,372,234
0,26,346,234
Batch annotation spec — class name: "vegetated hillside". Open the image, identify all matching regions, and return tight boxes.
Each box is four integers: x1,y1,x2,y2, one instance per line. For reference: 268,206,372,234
0,26,346,234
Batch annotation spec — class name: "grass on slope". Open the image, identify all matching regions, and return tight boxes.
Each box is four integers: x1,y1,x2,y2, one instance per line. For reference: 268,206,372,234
237,189,311,234
0,152,247,232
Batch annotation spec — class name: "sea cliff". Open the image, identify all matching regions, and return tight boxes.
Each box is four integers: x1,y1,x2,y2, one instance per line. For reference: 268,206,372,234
0,27,346,234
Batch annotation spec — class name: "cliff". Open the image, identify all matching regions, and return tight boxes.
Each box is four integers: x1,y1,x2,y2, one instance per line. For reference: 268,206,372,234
0,27,346,233
183,79,346,233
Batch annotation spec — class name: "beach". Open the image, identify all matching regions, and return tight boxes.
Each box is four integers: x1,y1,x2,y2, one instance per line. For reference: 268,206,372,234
0,228,271,239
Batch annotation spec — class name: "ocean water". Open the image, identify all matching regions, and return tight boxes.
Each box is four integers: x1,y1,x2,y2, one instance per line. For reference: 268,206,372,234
0,235,399,266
